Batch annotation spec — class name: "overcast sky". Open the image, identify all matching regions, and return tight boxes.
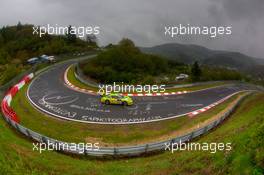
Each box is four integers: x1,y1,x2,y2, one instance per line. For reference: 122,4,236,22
0,0,263,58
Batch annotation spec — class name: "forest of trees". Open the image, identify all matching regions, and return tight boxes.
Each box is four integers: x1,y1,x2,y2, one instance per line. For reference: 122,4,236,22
82,38,180,84
81,38,244,84
0,23,97,85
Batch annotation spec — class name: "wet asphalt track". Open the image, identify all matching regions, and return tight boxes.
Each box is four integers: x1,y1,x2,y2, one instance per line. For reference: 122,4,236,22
27,60,257,124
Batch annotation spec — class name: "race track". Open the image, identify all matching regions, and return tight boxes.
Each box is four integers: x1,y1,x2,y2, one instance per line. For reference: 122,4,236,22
27,59,257,124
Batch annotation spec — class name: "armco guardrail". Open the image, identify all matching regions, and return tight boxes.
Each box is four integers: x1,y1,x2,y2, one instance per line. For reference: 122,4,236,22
75,62,98,87
0,69,253,157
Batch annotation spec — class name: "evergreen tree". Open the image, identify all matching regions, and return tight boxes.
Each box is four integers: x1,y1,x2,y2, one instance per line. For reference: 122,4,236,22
0,33,4,47
118,38,140,54
17,21,22,30
66,25,76,43
86,34,97,44
191,61,202,81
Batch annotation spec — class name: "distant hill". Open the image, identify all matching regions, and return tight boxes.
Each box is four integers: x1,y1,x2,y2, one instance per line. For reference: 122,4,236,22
254,58,264,65
141,43,217,64
203,52,256,71
140,43,264,72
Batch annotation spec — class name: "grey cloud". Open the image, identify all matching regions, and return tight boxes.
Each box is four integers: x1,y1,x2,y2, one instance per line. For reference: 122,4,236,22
0,0,263,58
222,0,264,21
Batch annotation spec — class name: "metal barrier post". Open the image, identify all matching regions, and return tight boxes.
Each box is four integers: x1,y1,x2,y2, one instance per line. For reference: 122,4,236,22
203,125,208,134
26,129,32,139
145,144,149,153
188,132,194,140
15,123,21,133
114,147,117,156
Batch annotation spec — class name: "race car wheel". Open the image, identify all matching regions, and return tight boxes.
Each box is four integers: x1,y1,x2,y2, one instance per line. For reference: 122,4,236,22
105,100,110,105
122,101,128,106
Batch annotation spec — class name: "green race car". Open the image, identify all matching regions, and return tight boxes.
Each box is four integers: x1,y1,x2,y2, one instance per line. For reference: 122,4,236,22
100,93,133,106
